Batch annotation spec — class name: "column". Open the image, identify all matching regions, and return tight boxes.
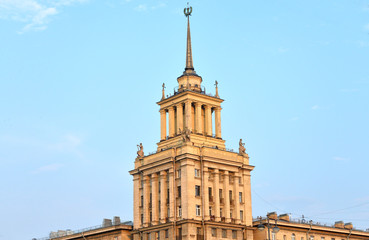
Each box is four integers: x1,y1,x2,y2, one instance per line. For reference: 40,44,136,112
203,167,210,220
244,171,252,225
185,101,192,131
224,171,230,223
234,173,240,224
160,109,167,140
151,173,159,225
133,174,140,228
168,107,175,137
195,102,202,134
168,169,175,220
205,105,212,136
176,104,183,133
160,171,167,223
215,107,222,138
213,169,220,221
143,175,150,227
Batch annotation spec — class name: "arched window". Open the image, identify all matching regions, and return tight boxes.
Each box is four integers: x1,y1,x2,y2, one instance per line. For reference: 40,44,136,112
292,233,296,240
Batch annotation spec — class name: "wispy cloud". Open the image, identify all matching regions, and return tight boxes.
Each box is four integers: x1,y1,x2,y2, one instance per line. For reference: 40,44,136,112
311,105,320,110
134,2,166,12
0,0,88,33
278,47,288,53
31,163,63,174
333,156,349,162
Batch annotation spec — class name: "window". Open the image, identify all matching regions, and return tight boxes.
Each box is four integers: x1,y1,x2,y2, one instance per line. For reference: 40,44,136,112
167,208,170,218
148,233,151,240
159,182,161,193
239,177,242,184
196,205,201,216
211,228,217,237
310,236,314,240
157,231,160,240
159,200,161,213
222,229,227,238
195,169,200,177
220,208,223,217
230,209,233,218
165,229,169,238
140,214,143,224
177,186,181,198
176,169,181,178
150,212,152,222
197,227,201,236
178,206,182,217
219,189,223,199
321,238,325,240
292,234,296,240
209,207,212,216
301,237,305,240
232,230,237,239
240,210,243,220
140,195,143,207
209,187,212,199
229,190,233,202
195,185,201,197
284,235,287,240
239,192,243,203
272,232,276,240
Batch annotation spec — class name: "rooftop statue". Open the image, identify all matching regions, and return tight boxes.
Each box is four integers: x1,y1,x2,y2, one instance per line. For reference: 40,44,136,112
137,143,144,158
239,138,246,155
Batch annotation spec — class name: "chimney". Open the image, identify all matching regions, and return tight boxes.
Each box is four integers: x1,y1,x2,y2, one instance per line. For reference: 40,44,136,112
113,216,121,225
267,212,278,220
102,218,112,227
344,223,353,230
279,214,290,222
334,221,344,228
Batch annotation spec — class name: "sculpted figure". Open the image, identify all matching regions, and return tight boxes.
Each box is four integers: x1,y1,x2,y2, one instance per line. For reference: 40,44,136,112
239,138,246,155
179,128,191,142
137,143,144,158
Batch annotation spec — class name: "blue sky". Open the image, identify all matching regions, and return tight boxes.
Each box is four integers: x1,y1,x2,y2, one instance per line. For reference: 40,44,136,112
0,0,369,239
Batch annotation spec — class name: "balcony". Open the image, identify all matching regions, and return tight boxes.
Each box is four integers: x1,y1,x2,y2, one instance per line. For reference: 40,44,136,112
220,198,224,204
209,196,214,203
230,199,234,205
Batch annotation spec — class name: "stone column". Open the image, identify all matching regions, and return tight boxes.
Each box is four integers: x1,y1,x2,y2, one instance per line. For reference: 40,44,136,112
185,101,192,131
159,171,167,223
151,173,159,225
203,167,209,220
234,174,240,224
168,107,175,137
205,105,212,136
224,171,230,223
213,169,220,221
195,102,202,134
160,109,167,140
215,107,222,138
176,104,183,133
168,169,175,221
133,174,140,228
244,171,252,225
143,175,150,227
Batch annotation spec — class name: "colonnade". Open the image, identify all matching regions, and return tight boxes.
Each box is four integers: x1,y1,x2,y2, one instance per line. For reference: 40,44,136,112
160,102,222,140
135,168,245,228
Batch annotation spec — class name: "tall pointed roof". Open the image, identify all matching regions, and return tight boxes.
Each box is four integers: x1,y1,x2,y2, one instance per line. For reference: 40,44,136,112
183,6,197,76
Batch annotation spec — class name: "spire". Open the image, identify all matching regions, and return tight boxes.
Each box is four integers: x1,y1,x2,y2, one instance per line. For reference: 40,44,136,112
183,4,197,76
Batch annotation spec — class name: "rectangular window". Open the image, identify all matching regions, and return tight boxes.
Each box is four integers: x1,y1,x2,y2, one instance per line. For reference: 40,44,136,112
232,230,237,239
239,192,243,203
148,233,151,240
150,212,152,222
239,177,242,184
240,210,243,220
159,182,161,193
140,195,143,207
229,190,233,202
178,186,181,198
165,229,169,238
284,235,287,240
176,169,181,178
167,207,170,218
195,185,201,197
321,238,325,240
140,214,143,224
222,229,227,238
196,205,201,216
197,227,202,236
220,208,223,217
230,209,233,218
272,233,276,240
209,206,212,216
195,169,200,177
219,189,223,201
211,228,217,237
157,231,160,240
178,206,182,217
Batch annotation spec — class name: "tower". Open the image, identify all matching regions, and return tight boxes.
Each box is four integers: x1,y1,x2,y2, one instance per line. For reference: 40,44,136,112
129,6,254,240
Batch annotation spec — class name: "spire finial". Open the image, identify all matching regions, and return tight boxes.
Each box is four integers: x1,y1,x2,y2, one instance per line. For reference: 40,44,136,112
183,4,196,75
